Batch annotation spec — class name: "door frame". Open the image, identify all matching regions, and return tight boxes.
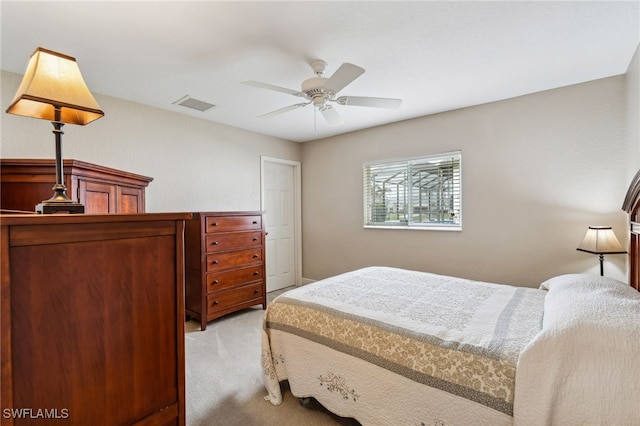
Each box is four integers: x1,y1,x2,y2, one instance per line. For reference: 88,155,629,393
260,156,302,287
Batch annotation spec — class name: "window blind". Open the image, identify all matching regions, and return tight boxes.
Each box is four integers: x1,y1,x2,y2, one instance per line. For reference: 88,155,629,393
363,151,462,230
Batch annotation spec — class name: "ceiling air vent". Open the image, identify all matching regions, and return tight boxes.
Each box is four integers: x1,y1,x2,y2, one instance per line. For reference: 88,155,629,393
173,95,216,112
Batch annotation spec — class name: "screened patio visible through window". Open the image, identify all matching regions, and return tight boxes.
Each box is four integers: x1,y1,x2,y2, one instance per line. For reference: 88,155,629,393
363,151,461,230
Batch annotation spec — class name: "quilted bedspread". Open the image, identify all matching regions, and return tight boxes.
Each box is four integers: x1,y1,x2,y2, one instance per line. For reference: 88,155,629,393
262,267,546,425
514,274,640,425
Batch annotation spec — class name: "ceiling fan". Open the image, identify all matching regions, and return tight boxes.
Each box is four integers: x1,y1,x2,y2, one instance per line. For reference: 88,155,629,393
242,60,402,126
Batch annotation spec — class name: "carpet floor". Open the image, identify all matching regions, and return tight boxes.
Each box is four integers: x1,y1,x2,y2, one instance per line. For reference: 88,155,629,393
185,288,361,426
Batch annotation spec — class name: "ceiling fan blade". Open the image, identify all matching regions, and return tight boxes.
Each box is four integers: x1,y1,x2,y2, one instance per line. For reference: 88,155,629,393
319,105,344,126
242,80,302,97
324,63,365,93
336,96,402,109
258,103,307,119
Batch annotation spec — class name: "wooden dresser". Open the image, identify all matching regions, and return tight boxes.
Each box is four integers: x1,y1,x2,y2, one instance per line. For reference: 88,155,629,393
185,211,266,330
0,213,189,425
0,158,153,214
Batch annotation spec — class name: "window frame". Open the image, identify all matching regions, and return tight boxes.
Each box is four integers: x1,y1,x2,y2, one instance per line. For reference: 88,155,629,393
363,151,462,231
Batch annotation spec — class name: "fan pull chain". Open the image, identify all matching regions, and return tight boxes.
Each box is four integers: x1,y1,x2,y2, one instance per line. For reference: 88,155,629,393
314,107,317,136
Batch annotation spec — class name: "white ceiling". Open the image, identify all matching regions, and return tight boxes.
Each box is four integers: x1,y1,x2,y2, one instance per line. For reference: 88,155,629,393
2,1,639,143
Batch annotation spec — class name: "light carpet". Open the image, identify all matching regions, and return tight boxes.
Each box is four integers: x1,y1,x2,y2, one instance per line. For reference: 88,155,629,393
185,288,361,426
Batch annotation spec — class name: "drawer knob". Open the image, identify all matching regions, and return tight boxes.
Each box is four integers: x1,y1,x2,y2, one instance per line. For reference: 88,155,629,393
252,237,258,241
212,222,218,226
213,280,219,284
253,254,259,258
211,241,218,246
254,289,259,294
253,271,259,276
213,300,219,305
252,221,258,224
212,260,219,265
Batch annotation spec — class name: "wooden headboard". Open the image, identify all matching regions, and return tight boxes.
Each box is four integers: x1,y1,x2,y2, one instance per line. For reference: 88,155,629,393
622,169,640,291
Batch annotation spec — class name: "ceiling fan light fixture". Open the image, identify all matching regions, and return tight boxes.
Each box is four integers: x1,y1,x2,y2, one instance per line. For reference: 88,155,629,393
244,59,402,128
319,104,343,126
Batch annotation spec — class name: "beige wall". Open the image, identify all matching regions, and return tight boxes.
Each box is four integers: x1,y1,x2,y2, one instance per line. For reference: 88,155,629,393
1,70,302,213
301,75,631,287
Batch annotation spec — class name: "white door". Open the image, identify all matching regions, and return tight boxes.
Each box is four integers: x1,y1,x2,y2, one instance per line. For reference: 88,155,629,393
262,158,300,292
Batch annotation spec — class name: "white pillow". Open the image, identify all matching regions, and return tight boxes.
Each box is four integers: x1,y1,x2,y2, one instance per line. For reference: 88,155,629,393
539,273,628,291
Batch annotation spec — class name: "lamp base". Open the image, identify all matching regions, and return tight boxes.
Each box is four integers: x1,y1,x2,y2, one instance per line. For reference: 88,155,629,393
36,201,85,214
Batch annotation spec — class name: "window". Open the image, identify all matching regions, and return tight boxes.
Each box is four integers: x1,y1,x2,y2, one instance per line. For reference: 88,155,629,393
363,151,461,230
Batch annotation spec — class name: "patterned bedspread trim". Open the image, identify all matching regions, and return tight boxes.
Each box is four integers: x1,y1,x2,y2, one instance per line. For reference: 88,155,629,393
265,289,534,415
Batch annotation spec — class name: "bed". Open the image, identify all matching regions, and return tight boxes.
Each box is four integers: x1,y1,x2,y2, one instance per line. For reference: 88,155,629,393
262,173,640,425
262,267,639,425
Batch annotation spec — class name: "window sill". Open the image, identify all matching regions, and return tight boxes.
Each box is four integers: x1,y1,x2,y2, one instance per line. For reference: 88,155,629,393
364,225,461,231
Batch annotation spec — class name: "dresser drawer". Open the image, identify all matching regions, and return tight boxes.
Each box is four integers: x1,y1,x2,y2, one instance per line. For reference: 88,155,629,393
207,283,264,314
206,215,262,233
205,231,262,252
206,249,263,272
207,266,262,292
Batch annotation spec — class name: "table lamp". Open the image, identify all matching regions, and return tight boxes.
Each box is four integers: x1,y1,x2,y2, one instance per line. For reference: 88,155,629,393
6,47,104,214
576,226,627,276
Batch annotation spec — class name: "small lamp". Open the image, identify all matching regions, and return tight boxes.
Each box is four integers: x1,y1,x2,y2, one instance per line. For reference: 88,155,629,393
6,47,104,214
576,226,627,276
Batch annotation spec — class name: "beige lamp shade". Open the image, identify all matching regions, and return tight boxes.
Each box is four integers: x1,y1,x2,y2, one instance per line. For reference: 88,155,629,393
6,47,104,125
576,226,626,254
